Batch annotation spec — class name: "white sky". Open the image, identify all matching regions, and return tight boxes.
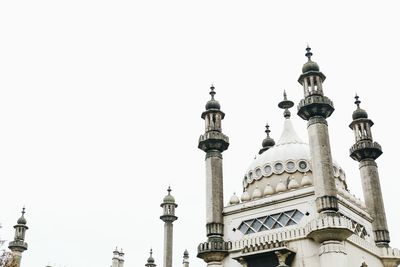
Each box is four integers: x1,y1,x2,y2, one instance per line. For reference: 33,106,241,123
1,1,400,267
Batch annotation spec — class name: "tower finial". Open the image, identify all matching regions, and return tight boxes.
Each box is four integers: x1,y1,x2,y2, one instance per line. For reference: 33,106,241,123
210,84,216,100
265,123,271,137
305,45,313,61
167,186,171,195
355,94,361,108
278,90,294,118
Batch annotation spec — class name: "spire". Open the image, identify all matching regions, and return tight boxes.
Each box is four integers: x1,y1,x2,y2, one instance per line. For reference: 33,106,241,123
160,187,177,267
182,250,189,267
205,84,220,110
349,95,389,246
305,45,313,61
8,208,29,267
278,90,294,118
210,84,215,100
259,123,275,154
276,92,304,146
352,94,368,120
145,249,156,267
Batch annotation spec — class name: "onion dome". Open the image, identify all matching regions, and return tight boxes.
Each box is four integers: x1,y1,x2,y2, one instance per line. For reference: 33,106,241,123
263,184,274,196
300,172,312,187
163,186,175,204
352,95,368,120
288,176,300,190
252,187,262,200
302,46,320,73
259,124,275,154
17,207,27,225
147,249,155,264
205,85,221,110
229,193,240,205
241,189,251,202
276,179,287,193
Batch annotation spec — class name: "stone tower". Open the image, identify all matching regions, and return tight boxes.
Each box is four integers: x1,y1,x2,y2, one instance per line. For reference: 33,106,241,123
8,208,28,267
297,47,352,266
197,85,230,267
182,250,189,267
297,46,338,214
145,249,157,267
349,95,390,247
111,247,124,267
160,187,177,267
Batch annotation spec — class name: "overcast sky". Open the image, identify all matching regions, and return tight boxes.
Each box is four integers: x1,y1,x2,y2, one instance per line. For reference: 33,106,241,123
1,1,400,267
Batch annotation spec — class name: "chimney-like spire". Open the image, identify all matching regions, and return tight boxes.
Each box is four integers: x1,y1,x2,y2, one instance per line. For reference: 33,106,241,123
8,207,28,267
160,187,177,267
349,95,390,247
198,85,230,266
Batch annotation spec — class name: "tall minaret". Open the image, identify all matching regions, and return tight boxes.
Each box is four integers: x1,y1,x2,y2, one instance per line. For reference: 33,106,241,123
145,249,157,267
349,95,390,247
197,85,230,267
297,47,338,214
112,247,120,267
118,249,125,267
297,48,352,267
8,208,28,267
182,250,189,267
160,187,177,267
258,123,275,154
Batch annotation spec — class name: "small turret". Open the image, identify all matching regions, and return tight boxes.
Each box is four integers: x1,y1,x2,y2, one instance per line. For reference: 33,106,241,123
160,187,177,267
112,247,120,267
182,250,189,267
8,207,28,267
259,124,275,154
349,95,390,247
145,249,157,267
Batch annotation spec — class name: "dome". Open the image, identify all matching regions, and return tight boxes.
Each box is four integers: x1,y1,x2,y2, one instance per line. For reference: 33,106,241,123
352,108,368,120
229,193,240,205
17,214,27,225
17,208,27,225
205,99,221,110
252,187,262,200
241,190,251,202
302,60,320,73
243,117,348,197
163,187,175,204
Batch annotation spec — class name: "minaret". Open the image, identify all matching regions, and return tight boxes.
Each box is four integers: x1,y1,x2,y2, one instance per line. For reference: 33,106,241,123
197,85,230,267
160,187,177,267
8,208,28,267
349,95,390,247
259,123,275,154
112,247,120,267
145,249,157,267
118,249,125,267
182,250,189,267
297,47,338,214
297,48,352,267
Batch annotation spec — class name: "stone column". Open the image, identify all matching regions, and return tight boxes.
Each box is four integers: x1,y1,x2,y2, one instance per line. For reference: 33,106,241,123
318,241,347,267
359,159,390,245
198,86,230,267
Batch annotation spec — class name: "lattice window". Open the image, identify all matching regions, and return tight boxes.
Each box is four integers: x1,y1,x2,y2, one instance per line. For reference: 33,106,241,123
340,214,369,239
238,209,304,235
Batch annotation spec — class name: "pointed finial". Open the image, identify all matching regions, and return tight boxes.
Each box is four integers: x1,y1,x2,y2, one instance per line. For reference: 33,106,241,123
167,186,171,195
265,123,271,137
355,94,361,108
209,84,216,100
305,45,313,60
150,248,153,256
22,206,25,215
278,90,294,118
